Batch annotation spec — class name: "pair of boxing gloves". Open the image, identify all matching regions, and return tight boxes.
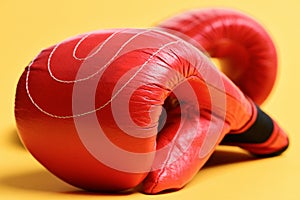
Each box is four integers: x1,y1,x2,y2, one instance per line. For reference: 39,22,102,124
15,8,289,194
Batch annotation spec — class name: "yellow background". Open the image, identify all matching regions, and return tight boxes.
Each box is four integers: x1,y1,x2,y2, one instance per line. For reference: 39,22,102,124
1,0,299,199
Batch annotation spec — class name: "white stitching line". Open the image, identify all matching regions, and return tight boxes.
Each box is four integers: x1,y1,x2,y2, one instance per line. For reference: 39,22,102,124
25,57,72,118
47,29,152,83
100,40,181,112
72,31,119,61
26,32,181,118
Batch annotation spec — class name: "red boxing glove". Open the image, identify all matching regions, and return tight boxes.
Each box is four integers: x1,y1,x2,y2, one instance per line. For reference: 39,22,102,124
158,8,287,159
158,8,277,105
15,28,288,194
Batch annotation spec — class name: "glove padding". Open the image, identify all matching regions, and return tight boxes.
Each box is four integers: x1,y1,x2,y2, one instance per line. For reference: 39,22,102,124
158,8,278,105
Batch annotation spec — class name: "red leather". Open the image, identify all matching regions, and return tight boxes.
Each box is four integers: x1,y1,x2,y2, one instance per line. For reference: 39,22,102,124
230,119,289,157
158,8,278,105
15,28,287,194
157,8,288,161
